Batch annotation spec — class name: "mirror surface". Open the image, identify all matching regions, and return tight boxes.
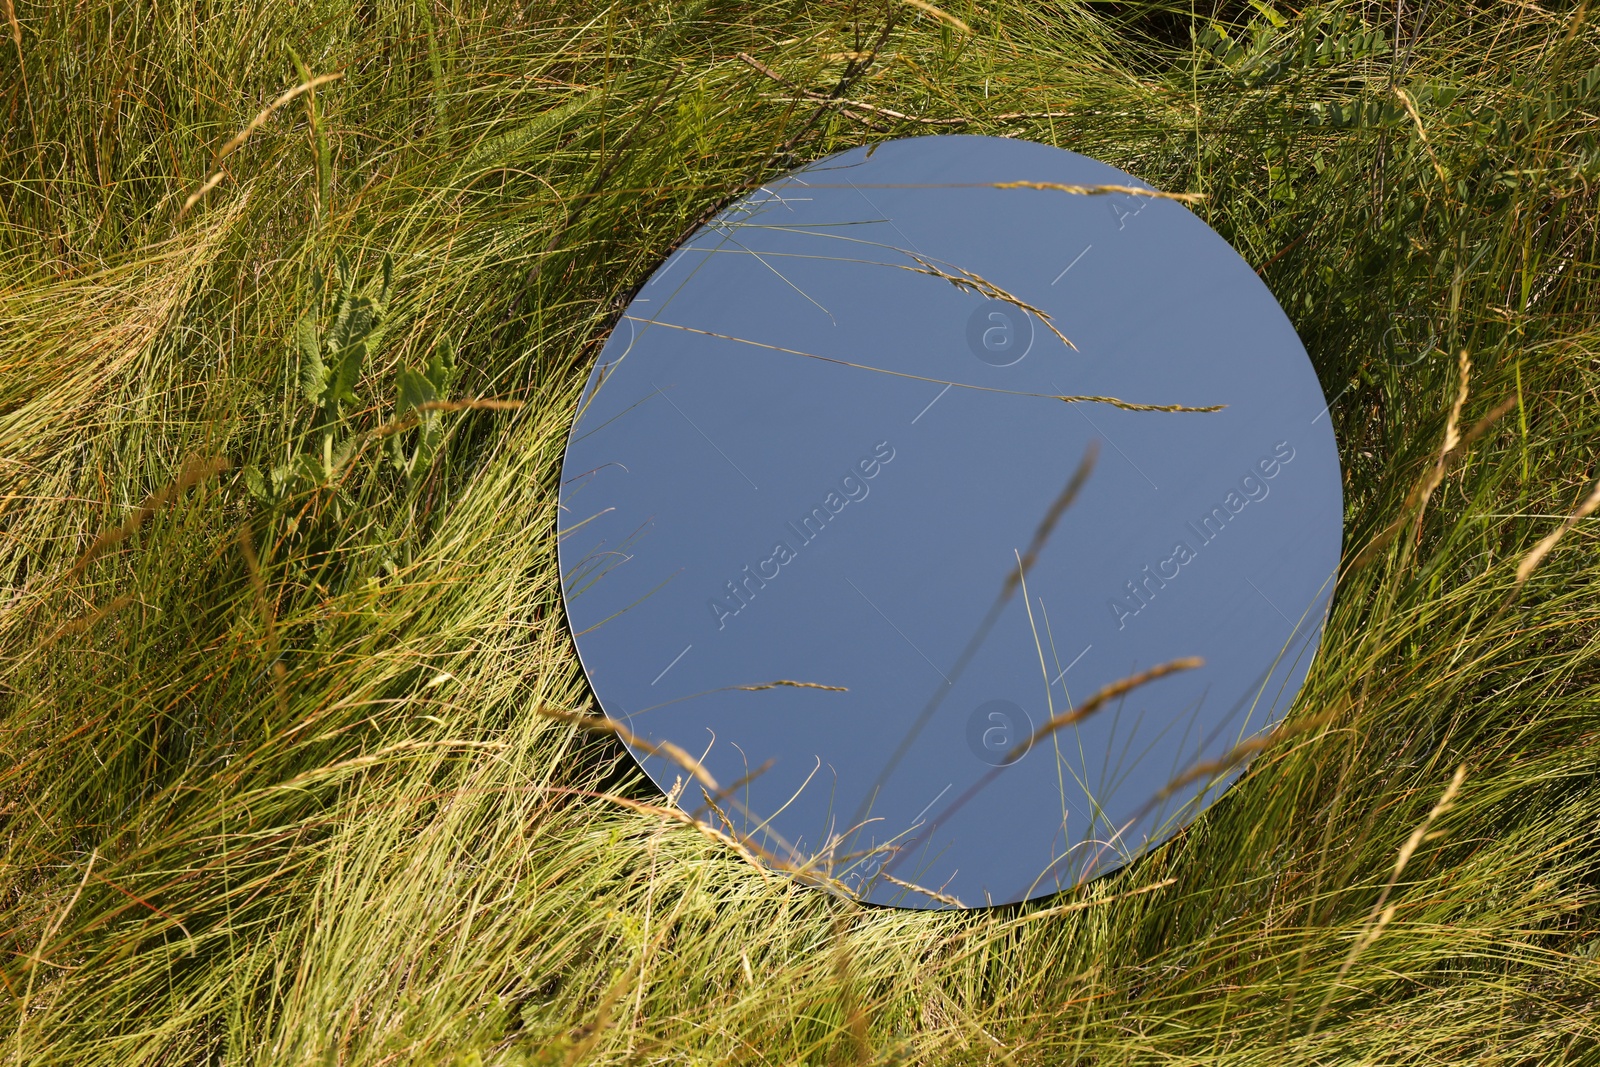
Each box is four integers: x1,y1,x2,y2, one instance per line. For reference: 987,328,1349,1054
557,135,1342,909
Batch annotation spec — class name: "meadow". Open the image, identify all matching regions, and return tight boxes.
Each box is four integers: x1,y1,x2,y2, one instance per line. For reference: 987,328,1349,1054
5,0,1600,1062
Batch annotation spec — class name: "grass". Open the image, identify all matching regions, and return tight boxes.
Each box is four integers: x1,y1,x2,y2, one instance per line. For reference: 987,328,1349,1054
5,0,1600,1062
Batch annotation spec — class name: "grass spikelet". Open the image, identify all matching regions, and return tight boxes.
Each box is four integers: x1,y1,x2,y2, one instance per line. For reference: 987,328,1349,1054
1516,479,1600,584
64,456,229,579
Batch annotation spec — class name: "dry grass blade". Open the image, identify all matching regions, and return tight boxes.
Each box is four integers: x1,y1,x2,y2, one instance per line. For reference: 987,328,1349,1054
739,52,1062,126
900,0,971,34
212,73,344,164
831,920,871,1065
1515,478,1600,584
695,789,856,895
942,879,1178,952
370,398,525,440
64,456,229,580
1440,394,1518,466
731,680,848,692
1148,703,1343,806
1394,86,1448,186
33,594,134,654
880,873,964,908
1007,878,1176,926
881,657,1204,885
690,759,775,819
547,725,820,894
562,956,635,1066
1002,440,1099,600
904,252,1077,349
15,850,95,1054
1057,394,1224,413
536,705,720,791
992,180,1205,204
623,680,849,718
556,787,778,880
1428,353,1473,493
179,72,343,216
1307,766,1467,1035
1349,355,1517,570
853,442,1099,824
1016,657,1205,758
1066,702,1347,891
624,318,1224,411
237,526,287,717
740,52,967,126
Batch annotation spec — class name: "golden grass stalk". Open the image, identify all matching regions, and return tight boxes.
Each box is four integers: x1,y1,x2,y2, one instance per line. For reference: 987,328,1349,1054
179,73,344,216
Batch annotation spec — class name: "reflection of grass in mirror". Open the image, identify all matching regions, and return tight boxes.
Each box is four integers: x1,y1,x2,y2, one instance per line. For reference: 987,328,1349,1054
681,223,1085,347
842,441,1102,872
10,0,1600,1062
561,420,1297,911
874,654,1207,892
624,315,1228,411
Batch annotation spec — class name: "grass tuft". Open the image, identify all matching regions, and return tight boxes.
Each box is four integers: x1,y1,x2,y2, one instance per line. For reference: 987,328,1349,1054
6,0,1600,1062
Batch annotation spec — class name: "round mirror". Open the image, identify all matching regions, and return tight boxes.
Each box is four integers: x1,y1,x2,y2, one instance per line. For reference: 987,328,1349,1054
557,135,1342,909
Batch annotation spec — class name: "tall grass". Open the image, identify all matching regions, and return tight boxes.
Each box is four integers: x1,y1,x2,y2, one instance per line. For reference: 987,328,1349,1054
4,0,1600,1062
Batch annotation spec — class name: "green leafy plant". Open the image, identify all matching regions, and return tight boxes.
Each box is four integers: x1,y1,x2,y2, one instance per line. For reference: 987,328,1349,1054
244,253,392,513
389,336,458,481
